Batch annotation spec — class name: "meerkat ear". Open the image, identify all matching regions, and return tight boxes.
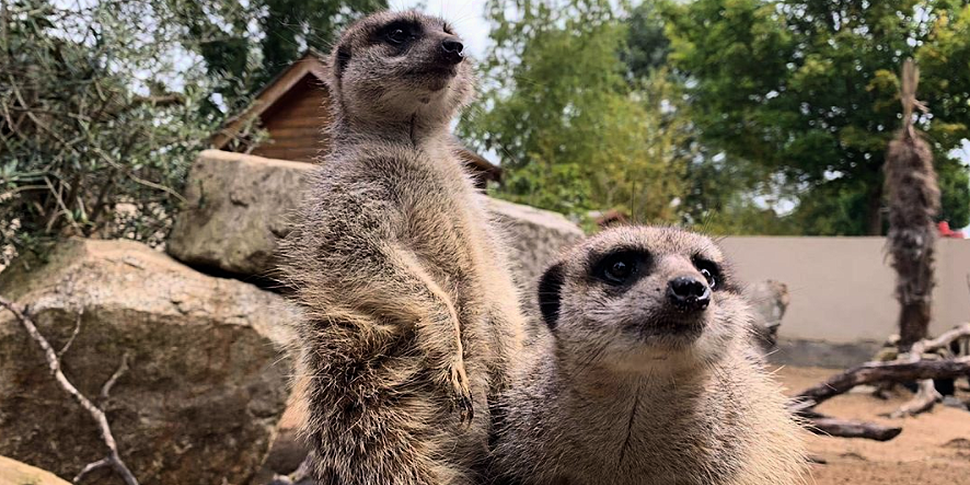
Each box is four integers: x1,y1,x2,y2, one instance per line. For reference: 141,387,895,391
335,44,352,80
537,262,565,329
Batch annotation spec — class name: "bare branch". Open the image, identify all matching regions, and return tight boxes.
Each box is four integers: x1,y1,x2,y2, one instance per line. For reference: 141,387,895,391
74,458,112,484
883,324,970,417
125,173,187,205
912,323,970,355
58,310,83,358
43,176,82,234
0,296,139,485
889,379,940,419
100,351,131,403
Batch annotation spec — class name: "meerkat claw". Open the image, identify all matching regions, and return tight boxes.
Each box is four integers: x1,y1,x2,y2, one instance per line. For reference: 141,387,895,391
456,392,474,425
450,361,474,425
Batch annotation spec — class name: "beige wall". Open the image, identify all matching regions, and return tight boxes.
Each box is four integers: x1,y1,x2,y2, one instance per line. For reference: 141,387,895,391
720,237,970,344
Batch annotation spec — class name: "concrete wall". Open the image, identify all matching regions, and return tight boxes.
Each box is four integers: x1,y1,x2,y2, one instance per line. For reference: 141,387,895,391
720,237,970,345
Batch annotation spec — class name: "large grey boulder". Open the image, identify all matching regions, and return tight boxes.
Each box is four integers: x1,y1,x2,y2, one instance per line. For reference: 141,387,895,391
746,279,790,351
167,150,585,291
485,198,583,305
167,150,310,277
0,238,294,485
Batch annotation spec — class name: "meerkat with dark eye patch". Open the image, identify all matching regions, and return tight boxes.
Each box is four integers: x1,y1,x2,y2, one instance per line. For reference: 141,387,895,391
487,226,807,485
278,10,527,485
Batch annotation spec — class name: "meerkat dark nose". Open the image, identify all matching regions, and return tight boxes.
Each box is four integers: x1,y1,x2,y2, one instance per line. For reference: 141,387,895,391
441,39,465,64
667,276,711,312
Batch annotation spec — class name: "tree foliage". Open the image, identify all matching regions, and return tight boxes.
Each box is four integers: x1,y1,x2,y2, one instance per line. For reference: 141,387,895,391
664,0,970,235
0,0,254,265
462,0,692,223
168,0,386,104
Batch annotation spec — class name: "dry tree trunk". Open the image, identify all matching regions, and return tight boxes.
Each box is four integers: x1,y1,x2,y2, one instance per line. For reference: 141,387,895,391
885,59,940,350
792,61,953,438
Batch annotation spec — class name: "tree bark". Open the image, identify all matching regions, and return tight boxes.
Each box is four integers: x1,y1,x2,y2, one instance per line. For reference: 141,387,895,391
885,59,939,349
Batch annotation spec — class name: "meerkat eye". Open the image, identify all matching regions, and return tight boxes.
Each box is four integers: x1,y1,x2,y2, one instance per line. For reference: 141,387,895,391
693,259,720,290
606,260,632,283
700,268,716,288
594,251,642,286
386,28,408,45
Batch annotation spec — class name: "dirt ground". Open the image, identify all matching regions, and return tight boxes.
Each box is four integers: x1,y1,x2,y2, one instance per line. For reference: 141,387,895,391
268,366,970,484
777,366,970,485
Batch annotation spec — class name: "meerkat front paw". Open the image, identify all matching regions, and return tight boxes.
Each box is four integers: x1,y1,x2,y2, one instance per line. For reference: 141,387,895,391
450,359,474,425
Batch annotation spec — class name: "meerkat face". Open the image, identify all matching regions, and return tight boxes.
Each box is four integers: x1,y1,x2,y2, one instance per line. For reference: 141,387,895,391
538,226,752,373
328,11,474,126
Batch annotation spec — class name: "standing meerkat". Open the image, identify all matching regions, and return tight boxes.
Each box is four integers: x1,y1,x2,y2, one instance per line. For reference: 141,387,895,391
489,226,807,485
279,10,527,485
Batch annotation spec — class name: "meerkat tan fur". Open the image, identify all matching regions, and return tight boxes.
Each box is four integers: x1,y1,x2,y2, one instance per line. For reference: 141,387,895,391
488,226,807,485
279,11,526,485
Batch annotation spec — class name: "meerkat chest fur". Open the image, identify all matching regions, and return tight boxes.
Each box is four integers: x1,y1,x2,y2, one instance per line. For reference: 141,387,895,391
508,342,759,485
333,136,500,297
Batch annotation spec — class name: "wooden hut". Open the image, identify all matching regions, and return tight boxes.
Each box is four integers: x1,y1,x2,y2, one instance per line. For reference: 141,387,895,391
211,50,501,188
590,208,630,228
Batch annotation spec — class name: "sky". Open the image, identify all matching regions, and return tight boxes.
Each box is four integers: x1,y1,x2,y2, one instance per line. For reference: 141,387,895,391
393,0,493,59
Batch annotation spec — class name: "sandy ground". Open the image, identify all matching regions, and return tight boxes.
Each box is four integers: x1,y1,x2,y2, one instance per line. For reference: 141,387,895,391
777,366,970,485
266,366,970,484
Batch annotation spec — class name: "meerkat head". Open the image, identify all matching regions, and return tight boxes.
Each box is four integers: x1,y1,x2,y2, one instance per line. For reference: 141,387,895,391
328,10,474,131
538,226,752,373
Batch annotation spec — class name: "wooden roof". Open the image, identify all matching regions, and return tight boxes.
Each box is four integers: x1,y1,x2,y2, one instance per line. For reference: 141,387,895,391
456,146,503,184
211,49,330,152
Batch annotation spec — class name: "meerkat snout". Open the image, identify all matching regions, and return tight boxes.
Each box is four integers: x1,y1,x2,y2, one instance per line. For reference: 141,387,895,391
667,275,711,312
440,39,465,62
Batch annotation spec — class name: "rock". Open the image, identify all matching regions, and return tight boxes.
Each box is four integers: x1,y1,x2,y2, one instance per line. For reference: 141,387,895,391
747,279,790,328
167,150,311,278
0,456,72,485
746,279,790,351
484,197,584,309
167,150,585,292
0,238,295,485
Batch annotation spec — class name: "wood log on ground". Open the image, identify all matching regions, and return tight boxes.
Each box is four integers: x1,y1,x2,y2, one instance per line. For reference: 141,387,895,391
886,323,970,417
791,323,970,441
799,410,902,442
793,355,970,408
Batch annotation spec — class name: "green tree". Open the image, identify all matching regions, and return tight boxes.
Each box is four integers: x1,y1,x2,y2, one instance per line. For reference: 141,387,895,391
0,0,253,265
462,0,690,223
664,0,970,235
624,1,671,80
167,0,386,104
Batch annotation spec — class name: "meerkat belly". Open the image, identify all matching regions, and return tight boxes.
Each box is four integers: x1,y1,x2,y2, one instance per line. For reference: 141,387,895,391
550,384,746,485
